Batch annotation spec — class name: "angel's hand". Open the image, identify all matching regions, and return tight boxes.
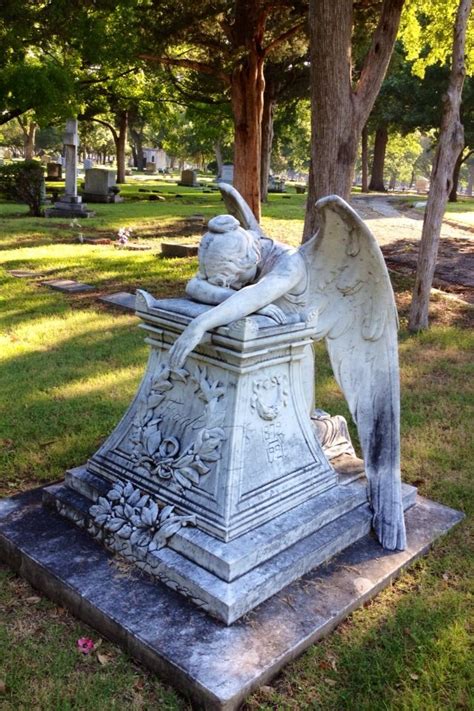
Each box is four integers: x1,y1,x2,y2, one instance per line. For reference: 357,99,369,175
168,321,206,369
256,304,288,325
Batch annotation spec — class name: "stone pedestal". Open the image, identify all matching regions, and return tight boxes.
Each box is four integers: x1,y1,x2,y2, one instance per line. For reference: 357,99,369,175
45,194,95,218
44,293,417,623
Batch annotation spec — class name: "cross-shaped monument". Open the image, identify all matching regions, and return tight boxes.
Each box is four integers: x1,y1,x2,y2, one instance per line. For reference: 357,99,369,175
46,119,95,218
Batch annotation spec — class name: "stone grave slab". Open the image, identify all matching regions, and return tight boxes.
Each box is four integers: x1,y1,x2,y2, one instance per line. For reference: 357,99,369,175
99,292,136,312
8,270,45,279
0,486,463,711
161,242,199,258
41,278,94,293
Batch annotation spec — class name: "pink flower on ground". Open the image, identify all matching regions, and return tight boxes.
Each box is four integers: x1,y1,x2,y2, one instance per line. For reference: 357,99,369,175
77,637,95,654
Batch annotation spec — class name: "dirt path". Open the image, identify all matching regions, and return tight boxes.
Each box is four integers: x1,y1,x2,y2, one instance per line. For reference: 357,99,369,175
349,196,474,303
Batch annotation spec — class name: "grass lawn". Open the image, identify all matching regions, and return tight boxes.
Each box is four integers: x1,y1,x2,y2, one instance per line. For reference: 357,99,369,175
0,186,473,710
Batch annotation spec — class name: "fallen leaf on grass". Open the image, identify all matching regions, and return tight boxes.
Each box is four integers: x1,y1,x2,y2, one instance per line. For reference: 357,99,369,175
324,678,337,687
0,680,6,693
97,652,114,666
25,596,41,604
410,673,419,681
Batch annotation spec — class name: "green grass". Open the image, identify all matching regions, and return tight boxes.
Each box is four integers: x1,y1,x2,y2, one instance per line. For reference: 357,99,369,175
0,189,473,710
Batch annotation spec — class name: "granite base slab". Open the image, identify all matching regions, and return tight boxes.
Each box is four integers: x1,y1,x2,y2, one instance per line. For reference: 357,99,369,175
0,486,463,710
99,291,136,312
44,467,416,623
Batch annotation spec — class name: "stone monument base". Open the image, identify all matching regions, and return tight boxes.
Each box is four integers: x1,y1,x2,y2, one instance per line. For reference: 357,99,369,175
0,486,463,710
45,195,95,218
43,466,416,624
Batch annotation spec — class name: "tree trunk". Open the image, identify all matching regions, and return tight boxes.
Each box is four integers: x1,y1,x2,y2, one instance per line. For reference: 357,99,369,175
467,161,474,196
261,82,276,203
361,124,369,192
114,110,128,183
303,0,404,240
408,0,471,332
130,127,145,170
449,147,464,201
214,141,223,178
388,172,397,190
231,53,265,221
369,125,388,191
18,119,37,160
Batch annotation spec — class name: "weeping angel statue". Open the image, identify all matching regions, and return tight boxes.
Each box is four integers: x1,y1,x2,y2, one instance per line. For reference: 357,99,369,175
168,184,406,551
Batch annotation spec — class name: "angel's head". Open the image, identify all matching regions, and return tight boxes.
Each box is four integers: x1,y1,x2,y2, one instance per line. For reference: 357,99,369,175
197,214,261,290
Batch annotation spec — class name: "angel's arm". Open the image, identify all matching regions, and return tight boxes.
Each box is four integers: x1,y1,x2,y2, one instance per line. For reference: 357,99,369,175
169,253,304,368
186,277,237,305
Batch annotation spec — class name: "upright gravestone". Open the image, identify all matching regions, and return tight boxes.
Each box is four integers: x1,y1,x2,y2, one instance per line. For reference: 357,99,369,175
45,119,95,218
179,169,198,187
218,163,234,184
82,168,122,203
46,162,62,181
83,158,94,171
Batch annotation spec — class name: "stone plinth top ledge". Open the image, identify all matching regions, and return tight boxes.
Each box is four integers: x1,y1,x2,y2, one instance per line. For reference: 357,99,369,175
135,289,319,344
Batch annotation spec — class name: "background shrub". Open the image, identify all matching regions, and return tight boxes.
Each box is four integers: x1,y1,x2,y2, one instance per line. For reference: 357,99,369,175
0,160,45,216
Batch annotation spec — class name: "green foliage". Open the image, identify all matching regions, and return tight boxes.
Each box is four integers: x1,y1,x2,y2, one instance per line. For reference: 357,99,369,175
400,0,474,78
0,160,45,216
272,99,311,172
385,131,424,183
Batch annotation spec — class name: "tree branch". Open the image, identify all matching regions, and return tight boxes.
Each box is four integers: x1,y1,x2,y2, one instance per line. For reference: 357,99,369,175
83,117,119,142
263,20,306,56
0,108,28,126
139,54,231,86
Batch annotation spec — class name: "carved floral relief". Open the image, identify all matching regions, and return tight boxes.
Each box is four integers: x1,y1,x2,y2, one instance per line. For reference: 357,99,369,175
129,364,226,494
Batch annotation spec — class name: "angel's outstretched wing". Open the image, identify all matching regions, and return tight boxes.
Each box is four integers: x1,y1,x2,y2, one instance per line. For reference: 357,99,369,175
218,182,266,238
302,195,406,550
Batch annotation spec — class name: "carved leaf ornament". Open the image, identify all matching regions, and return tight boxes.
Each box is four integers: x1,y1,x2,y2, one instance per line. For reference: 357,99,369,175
89,480,196,555
130,364,225,493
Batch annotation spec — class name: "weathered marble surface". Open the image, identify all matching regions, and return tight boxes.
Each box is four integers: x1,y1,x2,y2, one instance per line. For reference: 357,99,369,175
87,295,336,543
0,486,463,710
44,475,416,624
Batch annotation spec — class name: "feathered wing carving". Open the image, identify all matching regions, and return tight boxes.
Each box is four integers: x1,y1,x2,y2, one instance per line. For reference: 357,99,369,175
302,195,406,550
218,182,266,238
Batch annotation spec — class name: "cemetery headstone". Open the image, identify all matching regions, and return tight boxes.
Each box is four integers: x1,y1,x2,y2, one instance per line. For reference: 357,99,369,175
45,119,95,218
82,168,122,203
145,161,157,174
179,169,198,187
268,175,286,193
46,162,62,181
83,158,94,170
218,163,234,184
